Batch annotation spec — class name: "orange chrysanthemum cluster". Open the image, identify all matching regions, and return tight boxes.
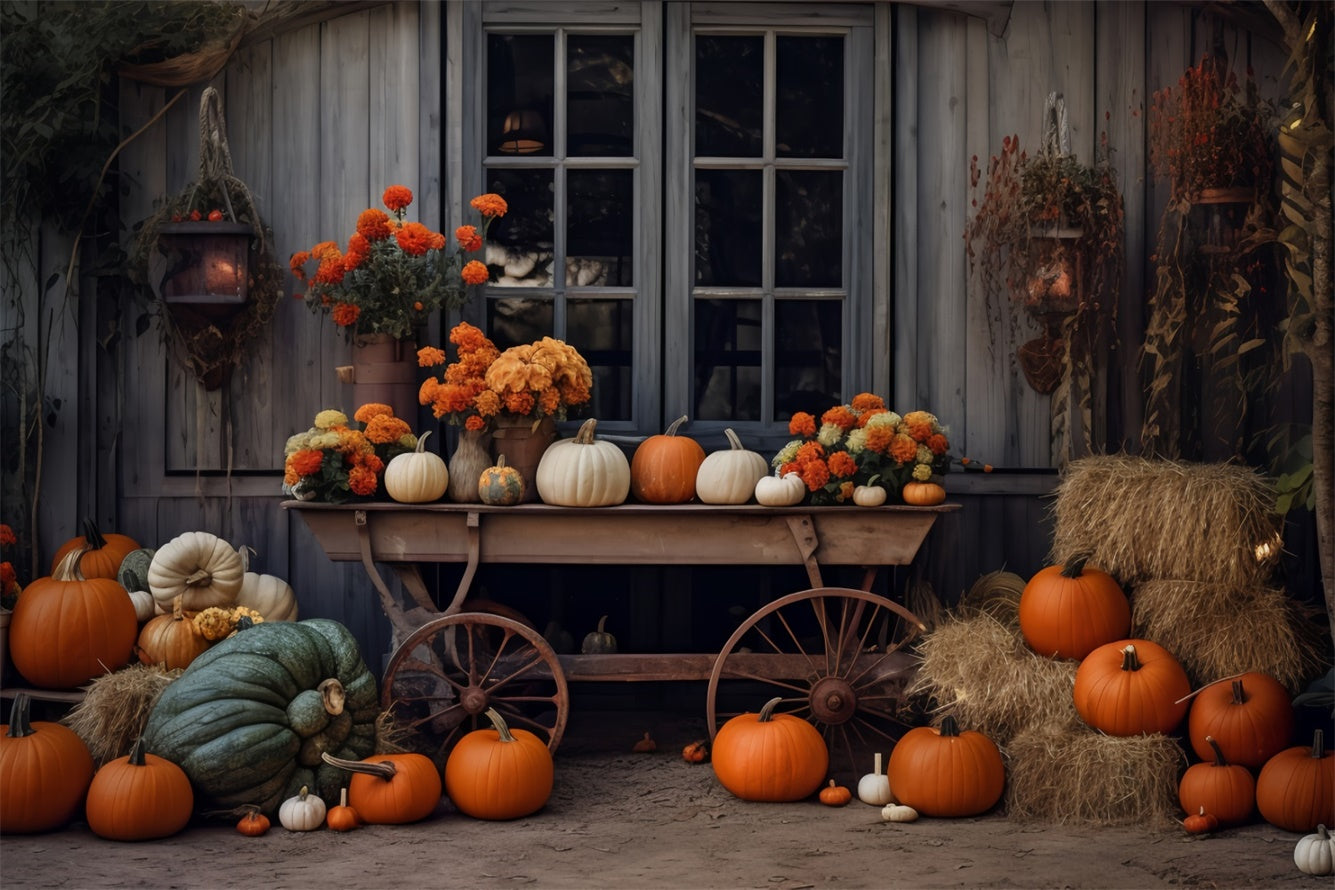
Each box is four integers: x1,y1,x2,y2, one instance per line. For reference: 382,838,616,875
418,322,593,429
0,522,20,609
291,186,507,340
281,403,417,503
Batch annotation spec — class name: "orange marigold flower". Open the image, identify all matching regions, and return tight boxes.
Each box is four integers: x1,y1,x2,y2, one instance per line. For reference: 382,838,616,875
344,232,371,269
348,465,378,497
382,185,414,213
356,208,393,241
0,524,15,547
889,433,919,463
289,250,310,281
538,388,562,416
1,561,16,593
418,346,447,367
864,425,893,453
354,403,394,423
789,412,817,437
822,406,857,431
795,441,826,464
364,415,411,444
289,449,324,477
396,222,436,257
464,414,487,431
314,253,347,285
461,259,489,285
451,322,490,351
850,392,885,412
828,450,857,478
902,411,937,442
456,225,483,252
470,193,508,218
474,390,502,417
331,302,360,327
503,391,536,415
926,432,949,456
800,459,830,492
837,481,855,502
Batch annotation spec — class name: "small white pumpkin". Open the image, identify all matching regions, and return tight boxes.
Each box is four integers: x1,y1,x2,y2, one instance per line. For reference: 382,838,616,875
384,430,448,504
127,588,157,623
1295,824,1335,876
754,471,805,507
234,546,299,622
147,531,244,612
881,803,919,823
535,418,631,507
695,429,769,505
857,752,894,805
853,484,888,507
278,785,326,832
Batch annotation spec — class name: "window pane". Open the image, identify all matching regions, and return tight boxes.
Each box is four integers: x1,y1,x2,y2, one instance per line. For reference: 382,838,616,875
568,169,633,286
489,34,553,156
489,297,552,350
776,36,843,158
695,35,762,157
695,170,762,287
776,170,843,288
694,299,761,421
569,299,632,421
774,300,841,420
485,169,555,287
568,34,634,157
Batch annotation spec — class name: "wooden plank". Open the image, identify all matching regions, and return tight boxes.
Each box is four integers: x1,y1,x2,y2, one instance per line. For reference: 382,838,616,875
554,649,915,683
891,3,920,408
871,4,893,394
38,227,80,564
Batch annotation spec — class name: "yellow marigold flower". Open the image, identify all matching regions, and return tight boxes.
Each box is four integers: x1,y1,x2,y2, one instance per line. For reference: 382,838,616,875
816,423,844,448
912,463,933,482
844,428,868,454
461,259,489,285
916,444,933,465
314,409,349,430
382,185,414,213
837,481,855,501
470,193,508,218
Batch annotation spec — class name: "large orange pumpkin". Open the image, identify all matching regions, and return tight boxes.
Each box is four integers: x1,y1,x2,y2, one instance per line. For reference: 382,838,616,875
51,517,141,581
0,693,95,833
10,547,138,688
1187,673,1294,769
444,708,553,820
1073,639,1191,736
321,751,441,824
1256,730,1335,832
630,415,706,504
1018,556,1130,661
887,715,1005,818
1177,735,1256,827
85,737,194,841
136,597,211,670
711,696,828,802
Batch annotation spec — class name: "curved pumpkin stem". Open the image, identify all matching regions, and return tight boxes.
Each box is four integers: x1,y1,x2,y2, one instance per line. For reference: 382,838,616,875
318,678,346,716
664,415,689,436
939,715,961,737
81,516,107,551
1120,644,1142,672
322,751,397,781
1204,735,1229,767
722,428,745,451
484,707,516,742
757,696,784,723
7,692,34,738
52,546,91,582
573,418,599,445
1060,555,1090,578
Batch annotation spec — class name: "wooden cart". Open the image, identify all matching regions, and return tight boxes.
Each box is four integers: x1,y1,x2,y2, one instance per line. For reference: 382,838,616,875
284,501,956,771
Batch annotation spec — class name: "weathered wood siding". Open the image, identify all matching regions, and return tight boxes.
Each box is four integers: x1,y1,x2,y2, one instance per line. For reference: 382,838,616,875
8,1,1296,670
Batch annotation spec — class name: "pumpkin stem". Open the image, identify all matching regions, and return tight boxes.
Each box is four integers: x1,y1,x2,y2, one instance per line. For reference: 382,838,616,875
1119,644,1142,672
574,417,599,445
595,614,608,634
723,428,744,451
1204,735,1229,767
1060,555,1090,578
321,751,398,781
52,547,90,582
339,787,349,807
872,752,882,775
1230,679,1247,705
416,430,431,453
128,736,148,767
939,715,961,737
664,415,689,436
1311,729,1325,759
171,596,186,620
757,696,784,723
484,707,516,742
318,678,346,716
7,692,34,738
184,568,212,587
81,516,107,551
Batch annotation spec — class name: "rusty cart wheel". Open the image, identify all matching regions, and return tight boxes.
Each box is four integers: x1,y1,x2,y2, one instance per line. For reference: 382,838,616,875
705,586,926,779
381,611,569,765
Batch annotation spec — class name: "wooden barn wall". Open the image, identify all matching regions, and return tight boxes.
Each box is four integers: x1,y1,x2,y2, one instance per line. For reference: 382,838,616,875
8,1,1294,672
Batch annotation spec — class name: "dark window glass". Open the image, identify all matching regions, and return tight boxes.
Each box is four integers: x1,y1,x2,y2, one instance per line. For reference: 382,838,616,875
488,34,553,156
775,170,843,288
774,300,841,419
569,299,632,421
695,35,762,157
694,299,761,420
775,36,843,158
568,169,633,287
484,169,555,287
488,297,553,350
568,34,634,157
695,170,762,287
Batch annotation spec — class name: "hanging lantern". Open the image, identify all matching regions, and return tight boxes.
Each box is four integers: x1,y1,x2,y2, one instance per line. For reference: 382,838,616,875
154,220,252,323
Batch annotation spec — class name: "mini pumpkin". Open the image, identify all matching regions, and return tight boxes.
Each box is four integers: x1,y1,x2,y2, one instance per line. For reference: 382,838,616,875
900,481,946,506
478,455,525,506
236,808,271,837
1183,805,1219,834
881,803,919,823
384,430,448,503
711,697,829,803
887,715,1005,818
444,707,554,820
754,472,805,507
1294,824,1335,876
820,780,853,807
85,737,194,841
278,785,326,831
325,787,361,832
852,484,888,507
631,415,706,504
857,752,893,805
682,739,710,764
695,428,769,505
1073,639,1190,736
581,615,617,654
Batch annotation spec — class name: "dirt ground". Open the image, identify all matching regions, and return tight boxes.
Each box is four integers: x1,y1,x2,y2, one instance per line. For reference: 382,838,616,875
1,707,1328,890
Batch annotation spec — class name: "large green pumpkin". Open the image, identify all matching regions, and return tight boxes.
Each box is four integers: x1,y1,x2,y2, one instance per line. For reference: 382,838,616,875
142,618,378,815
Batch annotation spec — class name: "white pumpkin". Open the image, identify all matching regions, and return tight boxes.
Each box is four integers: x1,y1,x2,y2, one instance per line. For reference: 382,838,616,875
147,531,243,611
126,588,157,623
234,546,299,622
695,428,769,505
1295,824,1335,876
384,430,448,503
857,753,894,805
278,785,326,832
881,803,919,823
754,472,805,507
853,484,887,507
535,418,631,507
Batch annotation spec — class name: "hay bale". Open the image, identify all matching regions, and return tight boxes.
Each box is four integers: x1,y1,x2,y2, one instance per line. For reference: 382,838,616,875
1050,455,1282,589
956,569,1026,631
907,612,1080,745
62,663,181,766
1005,725,1186,826
1132,579,1309,692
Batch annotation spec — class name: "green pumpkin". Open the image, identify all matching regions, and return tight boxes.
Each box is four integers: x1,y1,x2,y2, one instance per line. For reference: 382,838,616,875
116,547,156,593
478,456,525,506
142,618,378,815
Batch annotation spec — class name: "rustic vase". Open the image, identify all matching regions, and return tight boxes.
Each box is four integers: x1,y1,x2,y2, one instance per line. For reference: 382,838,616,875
447,427,493,503
490,415,557,504
337,333,419,422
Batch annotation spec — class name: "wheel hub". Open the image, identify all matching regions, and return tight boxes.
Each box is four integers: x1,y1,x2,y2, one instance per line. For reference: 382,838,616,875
809,676,857,724
460,686,489,715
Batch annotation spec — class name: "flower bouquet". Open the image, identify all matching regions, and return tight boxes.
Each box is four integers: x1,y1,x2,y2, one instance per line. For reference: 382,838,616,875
1,523,20,611
281,403,418,503
769,394,954,505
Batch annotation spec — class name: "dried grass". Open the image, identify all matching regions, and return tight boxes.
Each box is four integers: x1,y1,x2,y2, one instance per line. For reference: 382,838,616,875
374,708,417,754
1132,579,1310,692
62,664,181,766
907,612,1080,745
1004,725,1186,826
1050,455,1282,589
956,569,1026,631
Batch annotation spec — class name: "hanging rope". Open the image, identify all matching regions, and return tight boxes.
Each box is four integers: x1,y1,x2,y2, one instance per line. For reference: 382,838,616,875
1040,91,1071,158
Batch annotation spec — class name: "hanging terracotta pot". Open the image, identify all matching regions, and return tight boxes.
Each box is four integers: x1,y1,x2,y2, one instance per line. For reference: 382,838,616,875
490,415,557,503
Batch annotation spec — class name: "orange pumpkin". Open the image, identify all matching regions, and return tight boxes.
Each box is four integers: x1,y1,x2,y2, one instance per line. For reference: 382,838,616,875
819,780,853,807
0,692,95,834
1256,730,1335,832
51,517,140,580
10,547,138,688
136,597,211,670
236,809,270,836
444,708,553,820
682,739,710,764
1183,806,1219,834
887,715,1005,818
1187,673,1294,769
901,482,946,506
1177,736,1256,827
1018,556,1130,661
85,737,194,841
321,751,440,824
630,415,706,504
326,787,361,832
711,696,828,802
1073,639,1191,736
